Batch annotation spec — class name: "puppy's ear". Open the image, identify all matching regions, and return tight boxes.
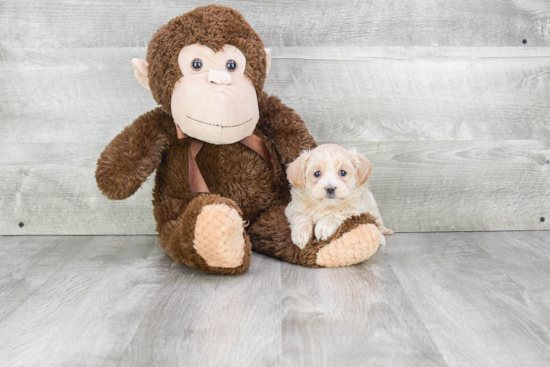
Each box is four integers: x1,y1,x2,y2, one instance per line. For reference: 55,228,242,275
286,151,310,189
353,151,373,186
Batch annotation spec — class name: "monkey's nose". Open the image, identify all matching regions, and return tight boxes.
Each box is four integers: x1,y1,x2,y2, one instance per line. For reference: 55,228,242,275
208,69,232,85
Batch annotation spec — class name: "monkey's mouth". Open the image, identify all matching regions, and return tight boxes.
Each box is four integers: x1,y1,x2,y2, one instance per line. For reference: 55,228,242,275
186,115,253,129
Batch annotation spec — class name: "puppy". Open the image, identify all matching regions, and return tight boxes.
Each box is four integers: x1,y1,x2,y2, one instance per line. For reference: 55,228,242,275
285,144,392,249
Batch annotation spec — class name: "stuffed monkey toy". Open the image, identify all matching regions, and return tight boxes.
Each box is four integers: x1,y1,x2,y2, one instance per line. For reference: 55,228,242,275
96,5,381,275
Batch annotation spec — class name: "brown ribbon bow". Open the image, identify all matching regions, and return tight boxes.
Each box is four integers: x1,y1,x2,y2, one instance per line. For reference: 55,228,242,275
174,122,273,193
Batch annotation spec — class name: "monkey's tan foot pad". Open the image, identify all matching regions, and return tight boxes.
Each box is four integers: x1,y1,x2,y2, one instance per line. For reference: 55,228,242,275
316,223,381,267
193,204,246,268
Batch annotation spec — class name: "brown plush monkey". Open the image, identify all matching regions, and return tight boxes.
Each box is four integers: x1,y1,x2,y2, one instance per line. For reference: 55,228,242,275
96,5,381,275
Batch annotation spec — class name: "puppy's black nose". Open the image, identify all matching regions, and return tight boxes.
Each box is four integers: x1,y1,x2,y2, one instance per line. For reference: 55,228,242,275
325,186,336,195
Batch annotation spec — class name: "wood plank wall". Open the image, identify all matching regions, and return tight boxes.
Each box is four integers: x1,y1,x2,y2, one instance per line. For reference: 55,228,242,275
1,0,549,234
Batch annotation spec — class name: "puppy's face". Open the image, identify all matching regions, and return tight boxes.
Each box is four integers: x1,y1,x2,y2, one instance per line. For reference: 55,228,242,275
287,144,373,203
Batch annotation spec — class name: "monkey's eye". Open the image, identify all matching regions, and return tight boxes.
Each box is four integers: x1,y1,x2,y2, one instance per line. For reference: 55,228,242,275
226,59,237,72
191,59,203,71
314,171,322,178
339,170,347,177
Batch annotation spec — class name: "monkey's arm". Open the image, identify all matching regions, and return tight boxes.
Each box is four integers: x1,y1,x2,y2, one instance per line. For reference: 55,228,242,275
258,93,317,166
96,108,172,200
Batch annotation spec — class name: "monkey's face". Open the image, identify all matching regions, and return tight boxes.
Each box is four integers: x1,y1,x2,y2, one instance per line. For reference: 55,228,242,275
170,44,259,144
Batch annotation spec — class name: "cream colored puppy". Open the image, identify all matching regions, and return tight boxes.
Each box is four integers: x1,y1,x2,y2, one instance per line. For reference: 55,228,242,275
285,144,392,249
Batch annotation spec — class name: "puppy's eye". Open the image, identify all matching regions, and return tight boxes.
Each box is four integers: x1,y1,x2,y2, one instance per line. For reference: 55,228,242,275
339,170,347,177
191,59,203,71
314,171,322,178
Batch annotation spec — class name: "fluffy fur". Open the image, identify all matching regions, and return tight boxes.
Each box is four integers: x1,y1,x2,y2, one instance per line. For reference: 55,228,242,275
286,144,392,249
96,5,383,274
146,6,269,116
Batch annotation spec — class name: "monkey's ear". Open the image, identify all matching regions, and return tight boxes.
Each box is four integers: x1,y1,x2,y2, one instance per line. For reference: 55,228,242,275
264,48,272,76
353,151,373,186
286,150,310,189
131,58,150,91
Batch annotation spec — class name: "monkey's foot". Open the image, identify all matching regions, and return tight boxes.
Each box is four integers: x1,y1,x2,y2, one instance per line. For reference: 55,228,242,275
194,204,246,268
315,223,380,267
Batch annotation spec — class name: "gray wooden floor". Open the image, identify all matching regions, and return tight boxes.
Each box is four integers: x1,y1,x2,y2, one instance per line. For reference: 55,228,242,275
1,232,549,367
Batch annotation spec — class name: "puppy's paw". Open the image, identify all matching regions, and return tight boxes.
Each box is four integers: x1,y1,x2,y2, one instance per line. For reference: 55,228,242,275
381,226,393,235
291,222,313,250
315,219,342,241
380,231,387,246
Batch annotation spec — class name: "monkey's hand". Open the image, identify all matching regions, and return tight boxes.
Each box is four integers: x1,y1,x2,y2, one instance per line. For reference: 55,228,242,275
96,108,170,200
258,93,317,167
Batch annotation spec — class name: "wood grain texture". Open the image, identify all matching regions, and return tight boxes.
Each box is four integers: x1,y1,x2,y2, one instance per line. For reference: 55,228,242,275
280,252,447,366
0,47,156,145
0,142,157,235
1,140,548,234
1,45,550,234
454,231,550,343
388,232,550,367
271,47,550,142
346,139,550,233
2,0,550,48
1,233,550,366
0,236,88,320
0,235,170,367
118,249,282,367
2,46,550,144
